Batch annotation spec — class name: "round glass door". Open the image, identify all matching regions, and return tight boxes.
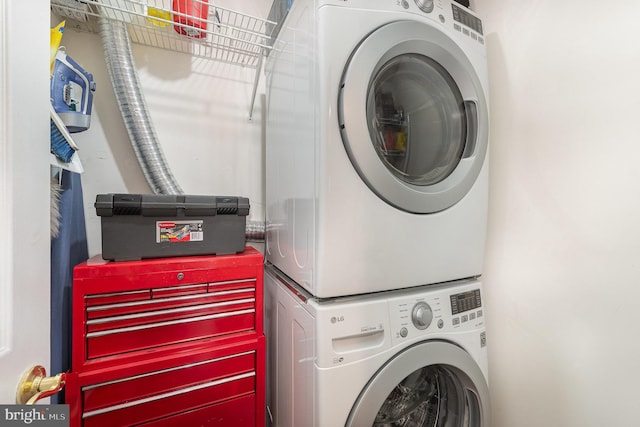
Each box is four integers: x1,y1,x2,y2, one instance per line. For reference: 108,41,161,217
339,20,488,213
346,341,490,426
374,365,482,426
367,54,466,187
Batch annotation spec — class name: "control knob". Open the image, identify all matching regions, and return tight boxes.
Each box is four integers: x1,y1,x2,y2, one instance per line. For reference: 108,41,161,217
411,302,433,330
414,0,435,13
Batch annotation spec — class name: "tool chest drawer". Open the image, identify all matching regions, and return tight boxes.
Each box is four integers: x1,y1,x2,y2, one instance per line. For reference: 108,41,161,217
72,247,264,372
66,334,265,427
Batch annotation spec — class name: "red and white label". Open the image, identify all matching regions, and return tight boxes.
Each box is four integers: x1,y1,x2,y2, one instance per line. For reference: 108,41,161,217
156,220,204,243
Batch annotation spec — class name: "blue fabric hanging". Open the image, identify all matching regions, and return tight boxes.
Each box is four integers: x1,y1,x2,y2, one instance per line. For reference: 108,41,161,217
50,170,88,404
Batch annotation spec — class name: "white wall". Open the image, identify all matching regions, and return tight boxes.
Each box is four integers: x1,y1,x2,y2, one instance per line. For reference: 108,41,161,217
476,1,640,426
56,0,271,256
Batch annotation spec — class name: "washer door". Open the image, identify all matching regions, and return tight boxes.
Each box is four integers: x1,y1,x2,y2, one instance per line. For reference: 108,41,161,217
339,21,488,213
346,341,490,426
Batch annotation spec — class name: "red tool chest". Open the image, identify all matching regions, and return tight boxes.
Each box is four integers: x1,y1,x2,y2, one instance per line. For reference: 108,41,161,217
66,247,265,427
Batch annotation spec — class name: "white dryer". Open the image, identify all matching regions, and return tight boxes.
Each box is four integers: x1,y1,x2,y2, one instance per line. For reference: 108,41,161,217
265,0,490,298
264,264,490,427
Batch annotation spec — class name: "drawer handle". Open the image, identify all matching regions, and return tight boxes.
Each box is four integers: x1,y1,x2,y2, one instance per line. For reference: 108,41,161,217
87,288,255,312
82,350,255,391
82,371,256,418
87,298,256,325
86,308,255,338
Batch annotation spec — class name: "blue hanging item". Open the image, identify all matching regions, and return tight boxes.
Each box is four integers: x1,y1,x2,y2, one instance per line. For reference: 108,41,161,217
50,104,79,163
50,48,96,133
51,170,88,403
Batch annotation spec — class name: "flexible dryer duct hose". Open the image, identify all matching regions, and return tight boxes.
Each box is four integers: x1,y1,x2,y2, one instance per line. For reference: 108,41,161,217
98,17,265,241
98,17,183,195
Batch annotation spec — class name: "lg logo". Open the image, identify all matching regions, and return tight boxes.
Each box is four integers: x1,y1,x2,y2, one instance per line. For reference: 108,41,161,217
330,315,344,324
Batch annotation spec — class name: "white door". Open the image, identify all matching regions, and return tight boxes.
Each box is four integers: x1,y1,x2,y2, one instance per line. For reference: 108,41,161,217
0,0,52,403
346,341,491,426
339,20,489,213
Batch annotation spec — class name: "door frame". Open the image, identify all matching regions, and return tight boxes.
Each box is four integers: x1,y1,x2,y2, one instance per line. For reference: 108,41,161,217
0,0,52,404
0,0,10,364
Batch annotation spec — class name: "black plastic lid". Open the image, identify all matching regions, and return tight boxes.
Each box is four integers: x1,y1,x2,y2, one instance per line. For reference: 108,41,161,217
95,194,250,217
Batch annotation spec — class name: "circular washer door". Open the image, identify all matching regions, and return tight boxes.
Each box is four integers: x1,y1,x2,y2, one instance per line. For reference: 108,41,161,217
339,20,488,213
346,341,490,426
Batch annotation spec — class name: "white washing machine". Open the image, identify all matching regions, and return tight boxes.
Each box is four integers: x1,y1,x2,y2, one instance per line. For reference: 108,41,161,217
265,0,490,298
264,264,490,427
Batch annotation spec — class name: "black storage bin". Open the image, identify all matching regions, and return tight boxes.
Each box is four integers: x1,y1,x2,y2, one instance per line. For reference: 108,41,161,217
95,194,249,261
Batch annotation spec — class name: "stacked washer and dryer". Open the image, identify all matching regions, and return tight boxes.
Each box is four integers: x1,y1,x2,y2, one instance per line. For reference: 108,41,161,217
264,0,490,425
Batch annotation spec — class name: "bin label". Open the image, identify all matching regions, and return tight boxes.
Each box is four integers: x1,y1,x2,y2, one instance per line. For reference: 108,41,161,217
156,220,204,243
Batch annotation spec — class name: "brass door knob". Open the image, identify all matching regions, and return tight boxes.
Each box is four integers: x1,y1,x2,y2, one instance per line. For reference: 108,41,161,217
16,365,66,404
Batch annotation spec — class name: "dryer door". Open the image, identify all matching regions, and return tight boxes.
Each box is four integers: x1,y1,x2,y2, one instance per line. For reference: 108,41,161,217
339,20,488,213
346,341,490,426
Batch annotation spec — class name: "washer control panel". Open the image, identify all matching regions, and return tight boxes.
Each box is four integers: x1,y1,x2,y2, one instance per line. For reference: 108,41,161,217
398,0,486,46
388,282,484,345
451,2,485,44
311,280,485,367
452,3,483,34
451,288,482,314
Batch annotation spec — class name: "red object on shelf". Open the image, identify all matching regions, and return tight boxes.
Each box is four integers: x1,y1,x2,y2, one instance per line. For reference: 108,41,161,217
68,247,265,427
172,0,209,38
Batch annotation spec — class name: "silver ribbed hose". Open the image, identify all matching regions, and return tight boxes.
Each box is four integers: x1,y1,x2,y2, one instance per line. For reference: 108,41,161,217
99,17,183,195
98,17,265,241
245,220,265,242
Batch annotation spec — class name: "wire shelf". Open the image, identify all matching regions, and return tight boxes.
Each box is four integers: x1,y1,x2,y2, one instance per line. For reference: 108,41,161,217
51,0,275,68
